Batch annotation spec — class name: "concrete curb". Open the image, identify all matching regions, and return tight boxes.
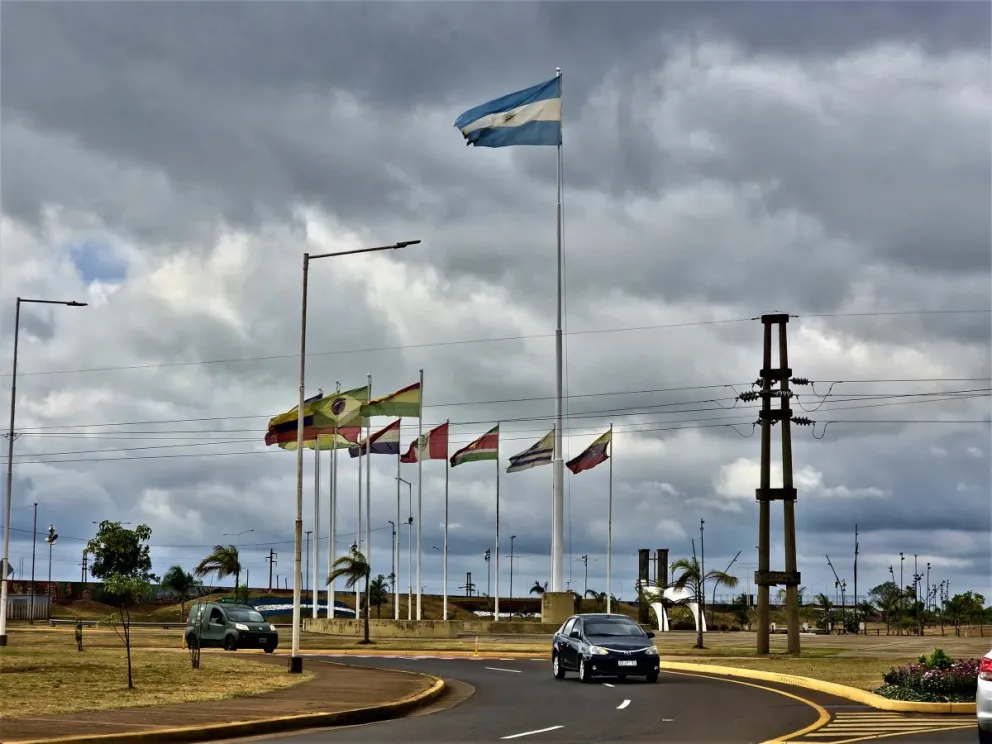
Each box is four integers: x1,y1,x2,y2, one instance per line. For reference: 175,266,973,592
663,661,976,715
6,673,446,744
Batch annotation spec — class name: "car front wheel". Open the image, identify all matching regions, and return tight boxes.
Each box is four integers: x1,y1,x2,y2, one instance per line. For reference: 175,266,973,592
553,654,566,680
979,724,992,744
646,671,659,683
579,657,592,683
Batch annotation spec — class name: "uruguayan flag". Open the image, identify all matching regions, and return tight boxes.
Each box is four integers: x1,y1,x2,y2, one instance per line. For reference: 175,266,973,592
454,77,562,148
506,429,555,473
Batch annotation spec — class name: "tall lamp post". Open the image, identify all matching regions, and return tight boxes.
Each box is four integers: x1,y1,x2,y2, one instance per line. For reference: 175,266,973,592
397,476,413,620
509,535,516,603
388,521,396,594
289,240,420,674
1,296,87,647
45,524,58,620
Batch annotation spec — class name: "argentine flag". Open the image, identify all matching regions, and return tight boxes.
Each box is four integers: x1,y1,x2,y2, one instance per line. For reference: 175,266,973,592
454,76,562,148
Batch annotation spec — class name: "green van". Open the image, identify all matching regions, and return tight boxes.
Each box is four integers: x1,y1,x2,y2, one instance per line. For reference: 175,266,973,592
185,602,278,653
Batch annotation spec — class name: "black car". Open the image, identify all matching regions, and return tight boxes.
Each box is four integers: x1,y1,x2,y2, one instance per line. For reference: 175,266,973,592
552,613,660,683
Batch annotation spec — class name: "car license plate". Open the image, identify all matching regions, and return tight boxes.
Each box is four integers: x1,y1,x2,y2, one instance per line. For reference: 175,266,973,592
618,660,637,667
259,638,266,643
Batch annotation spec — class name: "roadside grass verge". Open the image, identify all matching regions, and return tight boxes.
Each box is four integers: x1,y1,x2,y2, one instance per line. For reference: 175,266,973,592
695,656,909,690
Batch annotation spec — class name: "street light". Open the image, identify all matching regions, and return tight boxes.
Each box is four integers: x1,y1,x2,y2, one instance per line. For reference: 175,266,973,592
1,297,87,647
222,529,255,545
288,240,420,674
45,524,58,620
397,476,413,621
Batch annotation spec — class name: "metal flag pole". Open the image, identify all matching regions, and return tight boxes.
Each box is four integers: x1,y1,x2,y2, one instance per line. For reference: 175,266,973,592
551,66,565,594
364,373,372,617
329,381,340,620
443,419,450,621
395,436,401,620
606,423,613,614
312,411,321,619
494,423,501,621
416,368,424,620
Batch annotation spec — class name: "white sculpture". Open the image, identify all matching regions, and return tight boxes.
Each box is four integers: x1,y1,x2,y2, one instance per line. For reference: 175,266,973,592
636,580,707,633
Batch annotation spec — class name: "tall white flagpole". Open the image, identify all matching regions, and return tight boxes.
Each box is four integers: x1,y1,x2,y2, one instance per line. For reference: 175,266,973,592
606,423,613,615
312,430,320,619
416,368,424,620
443,419,450,622
551,66,566,594
494,423,500,621
328,381,339,619
395,439,401,620
364,373,372,616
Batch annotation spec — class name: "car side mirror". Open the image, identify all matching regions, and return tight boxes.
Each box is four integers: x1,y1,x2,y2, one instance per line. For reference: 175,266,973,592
569,629,581,639
646,631,655,638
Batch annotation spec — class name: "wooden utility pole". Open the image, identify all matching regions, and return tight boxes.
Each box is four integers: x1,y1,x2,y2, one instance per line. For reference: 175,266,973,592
754,313,801,655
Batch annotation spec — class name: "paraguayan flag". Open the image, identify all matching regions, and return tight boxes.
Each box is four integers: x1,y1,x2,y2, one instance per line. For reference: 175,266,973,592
454,76,562,148
506,429,555,473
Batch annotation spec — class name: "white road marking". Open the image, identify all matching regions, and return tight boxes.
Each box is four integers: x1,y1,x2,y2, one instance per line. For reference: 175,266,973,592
663,718,674,722
501,725,565,740
602,682,615,688
617,699,631,710
485,666,523,673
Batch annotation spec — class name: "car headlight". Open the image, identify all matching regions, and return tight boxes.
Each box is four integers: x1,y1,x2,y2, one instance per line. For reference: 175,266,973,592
268,624,277,632
235,623,249,631
588,645,609,656
643,645,659,656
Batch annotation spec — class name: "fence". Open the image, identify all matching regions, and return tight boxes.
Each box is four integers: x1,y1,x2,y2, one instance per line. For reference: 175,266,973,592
5,594,51,621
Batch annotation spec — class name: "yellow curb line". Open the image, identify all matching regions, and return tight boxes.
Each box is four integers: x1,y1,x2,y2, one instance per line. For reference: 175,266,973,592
662,661,976,715
5,671,446,744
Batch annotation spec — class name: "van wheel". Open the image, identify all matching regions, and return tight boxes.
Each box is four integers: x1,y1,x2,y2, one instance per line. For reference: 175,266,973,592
223,635,238,651
185,635,198,649
264,645,276,654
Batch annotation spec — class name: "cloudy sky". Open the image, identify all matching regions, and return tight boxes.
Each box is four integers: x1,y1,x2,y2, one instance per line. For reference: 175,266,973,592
2,1,990,609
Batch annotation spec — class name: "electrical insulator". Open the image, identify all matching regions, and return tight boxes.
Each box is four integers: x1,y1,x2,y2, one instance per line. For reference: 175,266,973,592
791,377,810,386
792,417,814,426
738,391,760,402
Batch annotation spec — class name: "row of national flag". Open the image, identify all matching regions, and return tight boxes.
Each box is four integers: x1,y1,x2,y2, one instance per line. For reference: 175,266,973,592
266,388,611,474
263,382,421,450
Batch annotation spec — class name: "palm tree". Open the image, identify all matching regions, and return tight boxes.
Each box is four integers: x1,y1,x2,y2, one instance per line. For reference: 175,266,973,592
670,556,739,649
369,574,389,618
814,592,834,631
161,565,198,618
195,545,242,597
529,581,547,596
328,548,372,643
585,589,607,612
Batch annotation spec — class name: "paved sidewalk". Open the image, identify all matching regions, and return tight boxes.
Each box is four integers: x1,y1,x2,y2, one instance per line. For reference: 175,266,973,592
3,656,433,742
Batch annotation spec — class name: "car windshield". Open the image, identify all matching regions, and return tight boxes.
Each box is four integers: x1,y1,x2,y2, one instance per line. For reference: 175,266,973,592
226,608,265,623
584,618,645,637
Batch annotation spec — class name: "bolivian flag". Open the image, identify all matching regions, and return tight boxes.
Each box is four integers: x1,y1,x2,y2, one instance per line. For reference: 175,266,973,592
361,381,421,418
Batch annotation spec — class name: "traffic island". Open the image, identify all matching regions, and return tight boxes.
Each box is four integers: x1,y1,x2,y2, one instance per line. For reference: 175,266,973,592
2,654,444,743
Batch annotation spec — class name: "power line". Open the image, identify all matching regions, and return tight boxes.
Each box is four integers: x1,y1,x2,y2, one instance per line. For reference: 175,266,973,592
13,378,989,434
5,309,988,379
10,417,988,467
11,388,992,462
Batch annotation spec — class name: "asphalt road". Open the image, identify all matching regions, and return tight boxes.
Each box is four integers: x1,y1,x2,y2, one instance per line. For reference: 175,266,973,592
222,655,976,744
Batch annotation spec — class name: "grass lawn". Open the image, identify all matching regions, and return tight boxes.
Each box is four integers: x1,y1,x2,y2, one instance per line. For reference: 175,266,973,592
0,632,313,719
699,656,908,691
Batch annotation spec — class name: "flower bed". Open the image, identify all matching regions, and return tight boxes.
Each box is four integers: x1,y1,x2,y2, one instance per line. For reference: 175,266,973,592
875,648,979,703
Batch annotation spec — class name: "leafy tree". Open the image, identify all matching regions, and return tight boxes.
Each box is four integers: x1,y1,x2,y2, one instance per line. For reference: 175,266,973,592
85,522,156,689
669,556,738,649
869,581,901,634
369,574,389,618
161,565,198,618
86,521,155,581
328,548,371,643
194,545,242,596
529,581,547,596
731,592,751,627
